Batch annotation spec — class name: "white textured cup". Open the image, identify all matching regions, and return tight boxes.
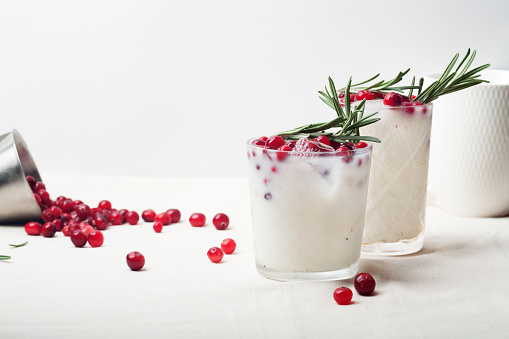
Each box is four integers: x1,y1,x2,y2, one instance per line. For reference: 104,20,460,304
427,69,509,217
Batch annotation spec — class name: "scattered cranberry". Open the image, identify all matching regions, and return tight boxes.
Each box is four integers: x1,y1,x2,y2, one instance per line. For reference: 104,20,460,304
93,215,108,230
155,212,171,226
221,238,236,254
142,209,156,222
189,213,206,227
354,273,376,296
212,213,229,230
126,251,145,271
41,222,57,237
49,206,62,219
207,247,224,263
25,221,42,235
109,211,124,225
355,90,375,101
383,92,403,106
166,209,181,223
34,181,46,191
26,175,36,187
81,225,95,237
62,225,71,236
333,287,353,305
41,209,55,222
153,221,163,233
70,230,88,248
355,141,368,149
72,200,84,208
53,219,62,231
125,211,139,225
118,209,128,223
88,230,104,248
33,193,42,205
265,136,285,150
61,199,73,213
98,200,112,210
74,204,91,220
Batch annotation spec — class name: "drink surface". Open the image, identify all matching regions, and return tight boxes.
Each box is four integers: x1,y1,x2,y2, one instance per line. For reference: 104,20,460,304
247,144,372,273
360,100,433,247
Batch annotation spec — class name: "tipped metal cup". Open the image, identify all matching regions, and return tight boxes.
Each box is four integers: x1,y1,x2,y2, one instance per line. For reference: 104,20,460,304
0,129,43,224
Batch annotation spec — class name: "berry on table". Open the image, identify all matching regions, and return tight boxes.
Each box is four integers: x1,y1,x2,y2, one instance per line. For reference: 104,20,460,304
41,222,57,237
125,211,140,225
88,230,104,248
153,222,163,233
142,209,156,222
70,230,88,248
126,251,145,271
166,209,181,223
155,212,171,226
333,287,353,305
212,213,229,230
354,273,376,296
221,238,236,254
189,213,206,227
25,221,42,236
109,211,124,225
207,247,224,263
98,200,112,210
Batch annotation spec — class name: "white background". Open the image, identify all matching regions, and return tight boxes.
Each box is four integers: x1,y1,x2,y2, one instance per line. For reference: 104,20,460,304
1,0,508,178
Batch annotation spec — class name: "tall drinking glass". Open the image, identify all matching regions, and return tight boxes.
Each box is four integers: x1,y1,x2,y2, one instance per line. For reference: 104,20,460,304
246,140,372,281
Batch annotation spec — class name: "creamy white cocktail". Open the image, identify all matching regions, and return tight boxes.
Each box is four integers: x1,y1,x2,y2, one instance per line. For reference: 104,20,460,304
247,139,372,281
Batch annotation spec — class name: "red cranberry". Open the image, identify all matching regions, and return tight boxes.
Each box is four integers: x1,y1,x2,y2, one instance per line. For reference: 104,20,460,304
125,211,139,225
62,225,71,236
70,230,87,248
339,94,356,105
73,204,91,220
355,90,375,101
333,287,353,305
276,144,292,161
39,190,52,205
71,200,83,207
259,136,268,141
67,222,81,233
126,251,145,271
53,219,62,231
109,211,124,225
60,199,73,213
153,221,163,233
41,209,55,222
81,225,95,237
383,92,402,106
142,209,156,222
118,209,128,223
207,247,224,263
88,230,104,248
49,206,62,219
93,215,108,230
355,141,368,149
33,194,42,206
212,213,229,230
155,213,171,226
265,136,285,150
221,238,236,254
166,209,181,223
25,221,42,235
286,140,297,149
251,138,266,147
373,92,384,99
26,175,36,186
338,91,346,98
295,138,320,152
354,273,376,296
34,181,46,191
98,200,112,210
315,135,330,146
41,222,57,237
189,213,206,227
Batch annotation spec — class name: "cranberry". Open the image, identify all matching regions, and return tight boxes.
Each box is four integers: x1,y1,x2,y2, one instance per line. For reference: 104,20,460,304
252,138,266,147
26,175,36,187
81,225,95,237
41,222,57,237
333,287,353,305
125,211,139,225
71,200,83,207
383,92,402,106
339,94,356,105
265,136,285,150
212,213,229,230
67,222,81,233
153,221,163,233
25,221,42,235
373,91,384,99
166,209,181,223
53,219,62,231
93,215,108,230
49,206,62,219
109,211,124,225
126,251,145,271
354,273,376,296
276,144,292,161
74,204,91,220
355,141,368,149
221,238,236,254
142,209,156,222
336,146,352,163
70,230,87,248
355,90,375,101
338,91,346,98
33,194,42,206
315,135,330,146
286,140,297,149
61,200,73,213
41,209,55,222
88,230,104,247
118,209,128,223
155,213,171,226
207,247,224,263
98,200,112,210
189,213,206,227
34,181,46,191
62,225,71,236
295,138,320,152
39,190,52,205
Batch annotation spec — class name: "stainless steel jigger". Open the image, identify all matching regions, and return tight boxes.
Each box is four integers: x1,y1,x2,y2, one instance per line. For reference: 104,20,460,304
0,129,43,224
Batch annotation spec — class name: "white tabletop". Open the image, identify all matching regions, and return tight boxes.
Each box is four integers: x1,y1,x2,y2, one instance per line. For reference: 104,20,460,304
1,174,508,338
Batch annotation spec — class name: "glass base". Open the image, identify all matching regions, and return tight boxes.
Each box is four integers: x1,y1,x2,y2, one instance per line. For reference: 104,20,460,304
361,233,424,256
255,260,359,282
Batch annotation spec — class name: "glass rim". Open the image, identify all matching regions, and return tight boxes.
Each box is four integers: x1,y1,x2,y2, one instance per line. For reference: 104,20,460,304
246,137,373,156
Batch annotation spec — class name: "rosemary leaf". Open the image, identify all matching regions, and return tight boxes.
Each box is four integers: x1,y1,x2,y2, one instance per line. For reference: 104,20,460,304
9,241,28,248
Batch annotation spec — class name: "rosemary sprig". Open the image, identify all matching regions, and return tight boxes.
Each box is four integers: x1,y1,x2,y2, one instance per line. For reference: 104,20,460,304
413,49,490,103
338,68,421,95
9,241,28,248
0,255,11,260
277,77,381,144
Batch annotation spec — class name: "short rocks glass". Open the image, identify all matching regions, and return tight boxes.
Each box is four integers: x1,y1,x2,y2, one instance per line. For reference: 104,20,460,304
360,102,433,255
246,139,372,281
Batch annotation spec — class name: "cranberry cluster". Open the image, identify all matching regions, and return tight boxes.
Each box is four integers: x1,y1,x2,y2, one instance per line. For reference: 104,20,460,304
251,135,368,156
207,238,236,263
333,272,377,305
339,89,427,114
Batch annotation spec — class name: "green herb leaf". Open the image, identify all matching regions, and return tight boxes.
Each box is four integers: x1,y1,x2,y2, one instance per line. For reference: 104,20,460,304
9,241,28,248
0,255,11,260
